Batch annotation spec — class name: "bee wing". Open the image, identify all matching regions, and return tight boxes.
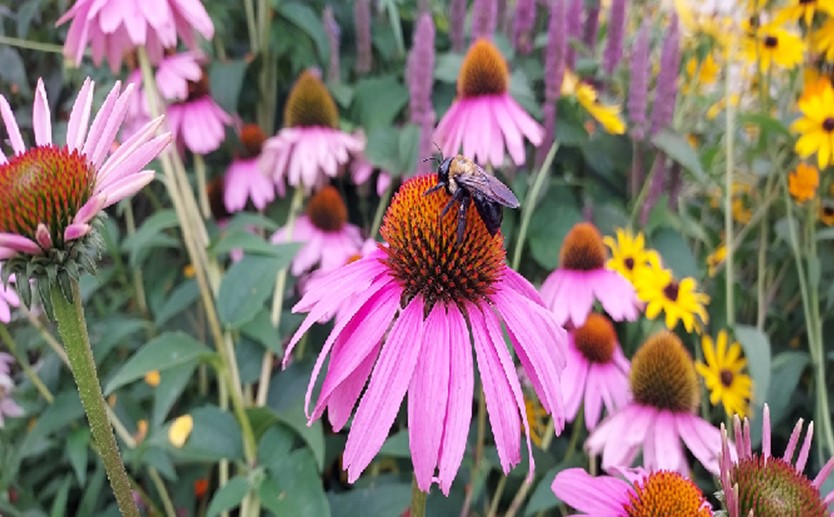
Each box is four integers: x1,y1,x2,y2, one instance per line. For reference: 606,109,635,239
456,172,520,208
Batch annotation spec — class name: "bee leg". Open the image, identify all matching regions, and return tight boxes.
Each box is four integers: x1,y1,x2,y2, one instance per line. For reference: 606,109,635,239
456,195,470,244
423,182,446,196
439,188,464,219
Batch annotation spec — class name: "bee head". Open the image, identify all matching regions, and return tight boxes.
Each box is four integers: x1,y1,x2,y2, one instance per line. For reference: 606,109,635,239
437,157,453,185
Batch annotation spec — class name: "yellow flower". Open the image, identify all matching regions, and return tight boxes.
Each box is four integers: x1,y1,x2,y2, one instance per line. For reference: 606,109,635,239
168,415,194,448
575,83,626,135
144,370,161,388
742,22,805,72
633,258,710,333
695,330,753,418
814,18,834,62
603,228,660,284
788,163,820,203
524,397,549,449
685,53,720,88
706,93,740,120
777,0,834,26
791,81,834,168
706,244,727,277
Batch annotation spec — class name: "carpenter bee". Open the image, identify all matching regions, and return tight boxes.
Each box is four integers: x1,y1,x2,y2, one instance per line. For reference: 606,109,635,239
423,154,520,243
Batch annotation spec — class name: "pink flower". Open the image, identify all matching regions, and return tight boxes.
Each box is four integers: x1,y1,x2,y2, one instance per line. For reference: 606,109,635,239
260,70,365,193
561,313,630,430
57,0,214,73
0,265,19,323
165,73,232,155
272,186,362,276
586,331,724,475
0,353,23,427
284,175,567,494
224,124,278,213
552,467,712,516
435,39,543,167
719,404,834,516
540,222,640,327
0,78,171,258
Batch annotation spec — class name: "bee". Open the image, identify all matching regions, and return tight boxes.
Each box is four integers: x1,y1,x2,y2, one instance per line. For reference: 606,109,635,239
423,154,520,243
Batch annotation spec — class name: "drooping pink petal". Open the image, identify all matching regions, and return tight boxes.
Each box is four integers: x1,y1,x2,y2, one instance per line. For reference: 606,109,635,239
676,412,723,475
645,410,686,474
343,296,426,482
326,341,381,431
552,468,632,515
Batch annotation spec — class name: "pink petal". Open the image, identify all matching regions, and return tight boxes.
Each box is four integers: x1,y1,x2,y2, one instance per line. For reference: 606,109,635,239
32,79,52,146
99,170,155,208
35,224,53,250
82,81,123,161
676,412,723,475
64,223,92,242
326,341,381,431
74,193,107,225
0,95,25,155
551,468,632,514
67,77,95,152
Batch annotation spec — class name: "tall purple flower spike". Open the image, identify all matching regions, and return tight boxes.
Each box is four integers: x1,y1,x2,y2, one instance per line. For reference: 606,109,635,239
650,14,680,136
406,13,437,174
539,0,567,166
513,0,537,54
566,0,583,68
323,7,341,84
354,0,372,74
628,21,651,141
582,0,601,54
603,0,627,76
450,0,467,52
472,0,498,41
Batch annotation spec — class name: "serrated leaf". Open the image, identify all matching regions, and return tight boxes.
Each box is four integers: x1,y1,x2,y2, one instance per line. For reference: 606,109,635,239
104,332,213,394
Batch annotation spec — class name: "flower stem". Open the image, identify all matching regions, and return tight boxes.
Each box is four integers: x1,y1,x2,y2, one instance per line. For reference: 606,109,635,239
0,324,54,403
0,35,65,54
410,475,427,517
50,281,139,517
194,154,211,219
724,41,736,328
511,142,559,270
371,183,394,238
148,466,176,517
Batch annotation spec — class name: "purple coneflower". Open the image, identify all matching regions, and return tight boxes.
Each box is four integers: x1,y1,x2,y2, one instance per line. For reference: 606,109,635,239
435,39,544,167
586,331,726,475
540,222,640,327
259,70,365,193
223,124,278,213
283,174,567,493
57,0,214,73
165,71,232,155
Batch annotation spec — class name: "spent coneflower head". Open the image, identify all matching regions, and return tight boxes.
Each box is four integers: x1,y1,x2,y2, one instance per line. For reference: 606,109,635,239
586,331,725,475
562,313,631,430
57,0,214,73
720,404,834,517
435,39,544,167
223,124,278,213
633,256,709,333
271,185,362,276
0,78,171,307
283,174,568,494
696,330,753,418
553,467,712,516
260,70,365,192
541,222,640,327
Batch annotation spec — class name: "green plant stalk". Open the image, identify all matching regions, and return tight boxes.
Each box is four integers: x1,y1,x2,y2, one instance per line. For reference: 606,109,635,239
724,51,736,329
629,153,661,227
123,200,149,318
782,178,834,457
0,324,54,403
257,0,277,134
511,142,559,270
148,466,176,517
755,172,777,330
257,187,305,407
0,35,65,54
460,386,487,517
50,281,139,517
370,183,394,238
194,154,211,219
244,0,259,52
410,475,427,517
486,475,507,517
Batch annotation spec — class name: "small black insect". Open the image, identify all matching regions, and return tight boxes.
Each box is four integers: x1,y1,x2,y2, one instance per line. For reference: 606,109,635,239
423,154,520,243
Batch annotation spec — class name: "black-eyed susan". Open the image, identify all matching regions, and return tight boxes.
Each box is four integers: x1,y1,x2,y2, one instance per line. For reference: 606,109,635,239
603,228,659,284
777,0,834,26
695,330,753,418
742,22,805,72
788,163,820,203
685,53,720,90
814,18,834,62
791,80,834,168
821,200,834,225
633,257,709,333
574,83,627,135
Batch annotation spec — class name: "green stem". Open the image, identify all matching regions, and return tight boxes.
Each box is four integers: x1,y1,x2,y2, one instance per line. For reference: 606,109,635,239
123,200,149,319
244,0,259,52
148,467,176,517
410,475,427,517
50,281,139,517
511,142,559,270
194,154,211,219
486,475,506,517
0,35,65,54
724,49,736,328
370,184,394,238
0,324,54,403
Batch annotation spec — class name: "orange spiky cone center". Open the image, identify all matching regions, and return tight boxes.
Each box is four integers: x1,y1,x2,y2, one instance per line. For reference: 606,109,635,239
458,39,510,98
380,174,506,310
630,331,700,412
573,313,618,363
307,185,348,232
624,471,712,517
284,70,339,129
240,124,266,158
560,222,607,270
732,455,827,517
0,146,94,246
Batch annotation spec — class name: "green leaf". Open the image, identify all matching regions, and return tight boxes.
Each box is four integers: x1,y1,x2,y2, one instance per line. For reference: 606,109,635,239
209,60,248,114
154,279,199,327
49,476,72,517
122,210,180,266
104,332,213,394
206,476,250,517
737,112,791,138
734,325,771,407
260,449,330,517
167,405,244,461
651,229,699,279
257,424,295,467
240,309,282,353
277,2,329,61
527,186,582,270
650,130,707,183
365,127,401,172
767,351,809,425
398,123,420,175
351,75,409,130
211,231,300,259
77,466,105,516
24,391,83,453
379,430,410,459
66,428,90,485
434,52,463,83
525,466,561,515
217,255,288,329
328,482,411,517
153,362,198,426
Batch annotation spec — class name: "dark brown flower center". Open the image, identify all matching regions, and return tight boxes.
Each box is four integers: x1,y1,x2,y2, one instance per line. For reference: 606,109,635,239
823,118,834,132
624,471,712,517
763,35,779,48
457,39,510,98
0,146,94,248
284,70,339,129
381,174,506,311
624,257,635,270
663,281,680,301
630,331,699,412
306,185,347,232
573,313,617,363
560,222,607,270
733,455,827,517
240,124,266,158
720,369,734,387
186,72,211,101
